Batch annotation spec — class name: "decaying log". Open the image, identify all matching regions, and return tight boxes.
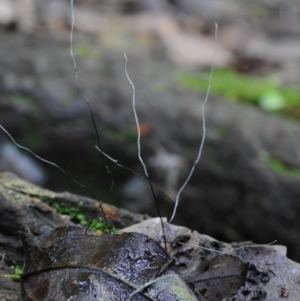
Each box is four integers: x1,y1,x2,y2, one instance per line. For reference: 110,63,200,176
0,172,299,301
0,171,148,261
0,171,148,301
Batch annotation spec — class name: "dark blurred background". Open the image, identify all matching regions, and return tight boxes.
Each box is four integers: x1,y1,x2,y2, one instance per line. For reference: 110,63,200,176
1,0,300,260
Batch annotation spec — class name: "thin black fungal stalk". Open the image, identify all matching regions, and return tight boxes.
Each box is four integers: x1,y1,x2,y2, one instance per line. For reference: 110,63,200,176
95,146,142,177
95,146,177,206
70,0,114,233
169,23,219,223
95,145,192,228
124,54,167,247
0,125,110,228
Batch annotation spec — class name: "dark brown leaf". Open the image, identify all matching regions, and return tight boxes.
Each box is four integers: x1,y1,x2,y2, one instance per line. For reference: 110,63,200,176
21,224,197,301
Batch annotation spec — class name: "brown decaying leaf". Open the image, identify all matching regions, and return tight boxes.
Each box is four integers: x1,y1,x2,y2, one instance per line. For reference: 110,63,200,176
186,255,247,301
21,224,197,301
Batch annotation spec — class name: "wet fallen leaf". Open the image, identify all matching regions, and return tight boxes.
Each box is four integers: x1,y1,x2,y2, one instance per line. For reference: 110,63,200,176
21,224,197,301
185,255,247,301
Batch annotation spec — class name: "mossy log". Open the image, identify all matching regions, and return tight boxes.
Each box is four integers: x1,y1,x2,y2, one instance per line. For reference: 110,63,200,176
0,172,299,301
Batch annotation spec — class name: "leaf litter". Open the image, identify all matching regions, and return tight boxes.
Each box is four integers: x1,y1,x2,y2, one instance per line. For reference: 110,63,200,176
123,218,300,300
1,1,299,301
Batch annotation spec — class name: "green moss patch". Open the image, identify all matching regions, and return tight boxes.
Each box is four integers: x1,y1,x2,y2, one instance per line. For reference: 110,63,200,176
53,202,113,232
4,261,23,280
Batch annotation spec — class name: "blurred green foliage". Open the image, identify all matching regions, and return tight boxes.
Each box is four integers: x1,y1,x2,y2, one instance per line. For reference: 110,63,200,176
73,42,96,57
213,125,228,137
6,93,39,114
18,128,48,152
259,151,300,176
101,126,137,143
177,68,300,118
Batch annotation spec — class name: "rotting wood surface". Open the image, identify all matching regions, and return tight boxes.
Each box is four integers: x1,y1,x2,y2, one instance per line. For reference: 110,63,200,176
0,172,300,301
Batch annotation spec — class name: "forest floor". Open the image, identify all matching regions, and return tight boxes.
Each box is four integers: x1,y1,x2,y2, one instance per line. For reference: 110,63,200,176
1,0,300,263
